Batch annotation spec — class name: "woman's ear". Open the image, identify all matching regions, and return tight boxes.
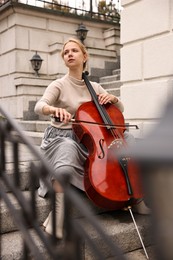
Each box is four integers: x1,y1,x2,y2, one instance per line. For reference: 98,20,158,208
84,53,88,62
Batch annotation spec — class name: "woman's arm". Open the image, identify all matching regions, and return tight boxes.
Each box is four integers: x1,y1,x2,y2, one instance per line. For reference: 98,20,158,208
42,105,71,123
34,81,60,115
93,82,124,113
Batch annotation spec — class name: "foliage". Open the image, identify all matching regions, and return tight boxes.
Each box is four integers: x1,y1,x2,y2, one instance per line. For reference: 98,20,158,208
2,0,120,23
45,0,71,12
98,0,120,19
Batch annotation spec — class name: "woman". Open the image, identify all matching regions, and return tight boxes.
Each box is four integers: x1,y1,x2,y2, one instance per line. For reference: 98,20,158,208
34,38,149,239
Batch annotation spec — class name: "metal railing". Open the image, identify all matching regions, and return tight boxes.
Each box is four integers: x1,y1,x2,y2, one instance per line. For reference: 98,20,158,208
0,105,125,259
0,0,120,24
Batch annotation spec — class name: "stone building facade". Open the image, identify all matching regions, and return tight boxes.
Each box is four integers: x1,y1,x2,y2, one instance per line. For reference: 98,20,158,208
1,0,172,139
0,1,120,119
120,0,173,138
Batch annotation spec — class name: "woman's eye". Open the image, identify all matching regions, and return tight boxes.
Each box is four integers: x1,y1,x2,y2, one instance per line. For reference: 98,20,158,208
64,48,79,55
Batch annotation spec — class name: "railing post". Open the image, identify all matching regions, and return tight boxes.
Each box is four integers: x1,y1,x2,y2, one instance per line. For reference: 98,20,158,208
90,0,92,18
0,190,1,259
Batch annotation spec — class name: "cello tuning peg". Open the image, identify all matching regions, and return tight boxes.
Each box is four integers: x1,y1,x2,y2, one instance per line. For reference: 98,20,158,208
84,71,89,75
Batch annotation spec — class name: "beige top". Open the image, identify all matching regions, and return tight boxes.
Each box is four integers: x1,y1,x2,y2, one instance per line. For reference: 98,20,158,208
34,74,124,129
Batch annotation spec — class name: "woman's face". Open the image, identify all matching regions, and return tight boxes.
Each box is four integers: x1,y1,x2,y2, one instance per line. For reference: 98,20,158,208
63,41,87,70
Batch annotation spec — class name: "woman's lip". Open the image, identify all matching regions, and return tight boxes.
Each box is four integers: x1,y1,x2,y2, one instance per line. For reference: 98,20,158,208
68,58,74,62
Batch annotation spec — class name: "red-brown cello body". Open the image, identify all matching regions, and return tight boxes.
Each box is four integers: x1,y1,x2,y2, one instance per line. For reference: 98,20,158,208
72,72,143,210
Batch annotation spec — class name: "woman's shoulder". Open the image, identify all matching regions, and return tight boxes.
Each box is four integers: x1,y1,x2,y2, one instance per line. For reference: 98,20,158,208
48,74,67,88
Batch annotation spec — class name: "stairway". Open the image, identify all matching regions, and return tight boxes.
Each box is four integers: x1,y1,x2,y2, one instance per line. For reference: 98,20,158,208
0,71,156,259
99,69,122,97
1,144,154,259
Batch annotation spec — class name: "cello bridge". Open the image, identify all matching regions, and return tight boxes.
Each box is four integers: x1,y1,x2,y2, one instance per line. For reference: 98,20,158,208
108,139,124,150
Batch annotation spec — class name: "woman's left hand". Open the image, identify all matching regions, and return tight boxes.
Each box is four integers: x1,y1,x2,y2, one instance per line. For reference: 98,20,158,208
98,93,118,105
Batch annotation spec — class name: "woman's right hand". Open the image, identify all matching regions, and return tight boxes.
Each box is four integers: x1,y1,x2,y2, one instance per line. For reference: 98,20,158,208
44,105,72,123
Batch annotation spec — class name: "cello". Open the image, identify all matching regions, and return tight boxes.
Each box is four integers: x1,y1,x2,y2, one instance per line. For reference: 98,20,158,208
72,71,143,210
52,71,149,258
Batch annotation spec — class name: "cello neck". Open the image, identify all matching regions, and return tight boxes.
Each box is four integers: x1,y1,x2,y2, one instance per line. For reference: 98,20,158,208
82,72,112,126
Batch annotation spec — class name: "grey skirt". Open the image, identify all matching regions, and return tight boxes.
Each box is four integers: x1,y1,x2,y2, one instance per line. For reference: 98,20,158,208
38,125,88,198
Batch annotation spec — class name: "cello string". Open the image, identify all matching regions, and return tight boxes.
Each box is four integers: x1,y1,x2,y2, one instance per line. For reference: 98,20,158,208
108,122,128,149
128,206,149,259
82,71,128,147
51,114,134,150
50,116,138,129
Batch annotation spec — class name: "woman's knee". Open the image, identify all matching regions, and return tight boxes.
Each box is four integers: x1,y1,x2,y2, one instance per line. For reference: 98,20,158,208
53,166,73,191
54,165,73,182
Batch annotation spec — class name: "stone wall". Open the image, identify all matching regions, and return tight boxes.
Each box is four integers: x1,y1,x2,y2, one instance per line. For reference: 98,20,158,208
0,2,120,119
120,0,173,138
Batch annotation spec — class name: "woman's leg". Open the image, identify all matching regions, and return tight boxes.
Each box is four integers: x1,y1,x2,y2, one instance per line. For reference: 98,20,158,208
43,165,74,238
43,192,64,238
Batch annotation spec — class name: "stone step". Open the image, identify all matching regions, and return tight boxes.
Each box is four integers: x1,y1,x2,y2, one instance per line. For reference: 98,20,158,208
0,210,153,259
99,74,120,84
3,161,37,193
2,166,153,257
112,68,121,76
100,80,122,91
1,229,63,260
106,88,120,97
18,120,49,133
0,161,109,233
17,120,47,145
23,131,44,146
0,190,51,234
1,162,154,258
0,182,108,234
78,211,153,259
1,127,154,259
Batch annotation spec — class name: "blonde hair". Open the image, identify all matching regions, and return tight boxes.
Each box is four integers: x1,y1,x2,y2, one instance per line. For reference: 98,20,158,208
61,38,88,70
